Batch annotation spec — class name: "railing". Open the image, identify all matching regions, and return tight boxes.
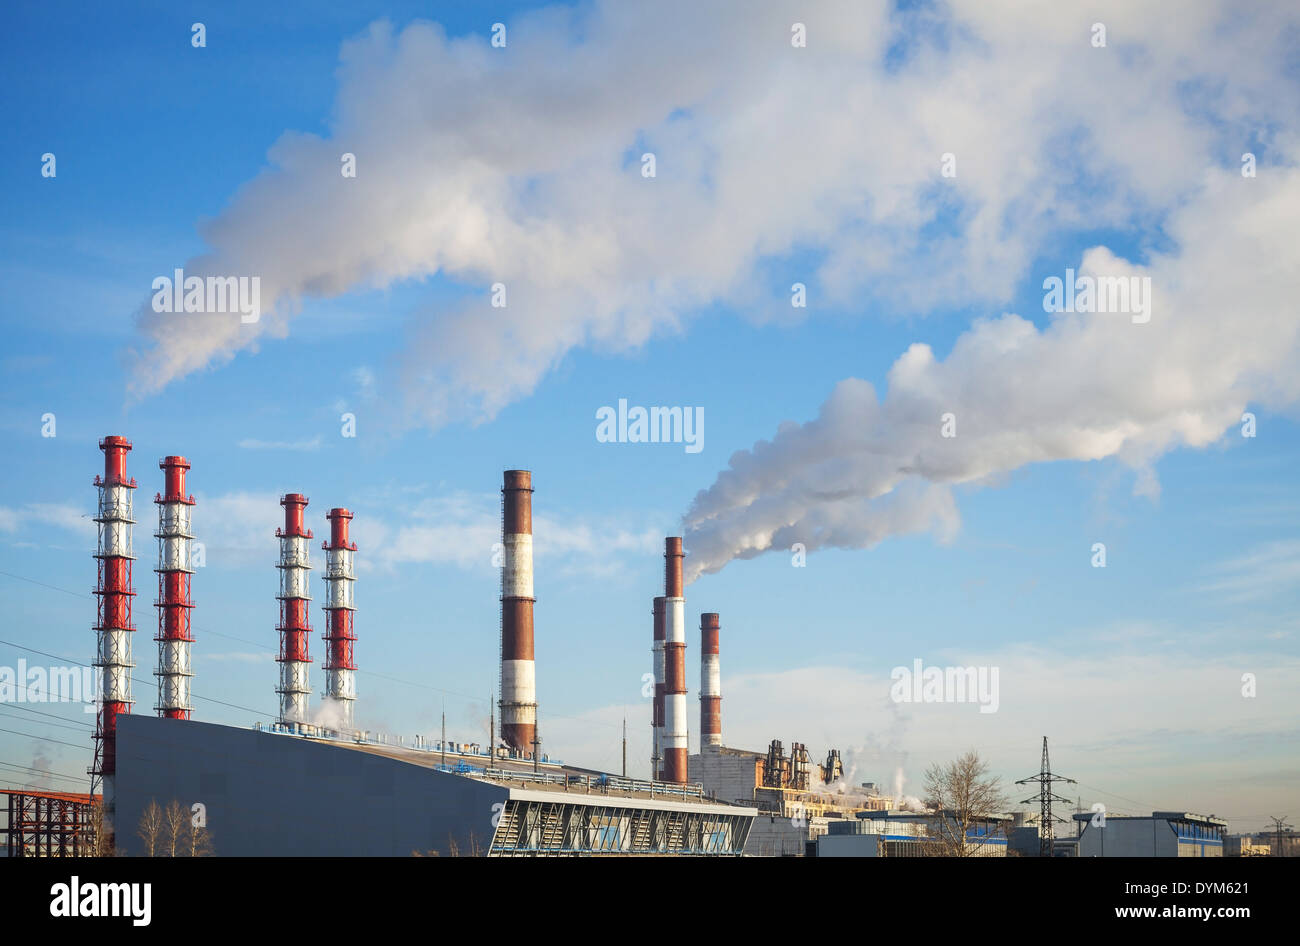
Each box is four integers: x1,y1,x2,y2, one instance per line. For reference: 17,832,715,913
468,767,706,800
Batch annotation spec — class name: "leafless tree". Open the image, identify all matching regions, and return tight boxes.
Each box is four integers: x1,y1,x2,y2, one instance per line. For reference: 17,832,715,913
162,800,187,857
88,798,119,857
922,750,1009,857
137,799,163,857
184,813,214,857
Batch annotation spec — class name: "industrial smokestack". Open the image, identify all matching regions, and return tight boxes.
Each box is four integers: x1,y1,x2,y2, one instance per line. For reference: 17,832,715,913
651,596,665,779
154,457,195,720
275,494,313,725
500,470,537,755
662,537,688,783
322,508,358,731
700,613,721,748
92,435,138,831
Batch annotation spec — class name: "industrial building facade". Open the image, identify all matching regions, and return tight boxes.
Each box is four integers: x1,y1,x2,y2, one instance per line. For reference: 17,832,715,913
1073,811,1226,857
115,715,753,856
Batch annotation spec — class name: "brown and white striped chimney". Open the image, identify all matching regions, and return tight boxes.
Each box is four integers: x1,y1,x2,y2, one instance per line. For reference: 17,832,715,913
651,596,666,779
500,470,537,755
700,613,722,747
662,537,688,783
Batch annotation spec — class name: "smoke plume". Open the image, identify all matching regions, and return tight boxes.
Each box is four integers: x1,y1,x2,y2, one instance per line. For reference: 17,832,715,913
126,2,1298,433
684,171,1300,581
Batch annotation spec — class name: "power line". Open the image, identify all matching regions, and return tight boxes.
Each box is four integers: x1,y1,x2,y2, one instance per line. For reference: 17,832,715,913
0,636,278,719
0,565,628,733
0,725,91,753
0,708,93,734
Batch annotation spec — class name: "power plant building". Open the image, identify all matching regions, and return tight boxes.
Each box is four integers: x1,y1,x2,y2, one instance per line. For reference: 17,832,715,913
1072,811,1226,857
115,716,754,856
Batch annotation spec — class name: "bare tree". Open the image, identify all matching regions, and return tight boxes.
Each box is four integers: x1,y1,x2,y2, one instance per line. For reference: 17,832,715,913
162,800,187,857
923,750,1009,857
88,798,118,857
137,799,163,857
184,813,214,857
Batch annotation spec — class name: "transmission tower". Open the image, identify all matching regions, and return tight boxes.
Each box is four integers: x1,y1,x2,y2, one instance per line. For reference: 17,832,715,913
1267,815,1292,857
1015,737,1076,857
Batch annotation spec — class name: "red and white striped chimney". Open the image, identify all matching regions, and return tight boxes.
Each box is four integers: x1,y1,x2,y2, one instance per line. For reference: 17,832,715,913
662,537,688,783
276,494,313,725
92,435,137,831
651,596,666,779
154,457,195,720
322,508,357,731
500,471,537,755
700,613,722,747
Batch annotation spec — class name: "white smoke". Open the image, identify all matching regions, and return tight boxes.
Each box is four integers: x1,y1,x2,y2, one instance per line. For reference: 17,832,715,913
125,2,1298,434
891,766,927,812
683,170,1300,580
306,697,353,732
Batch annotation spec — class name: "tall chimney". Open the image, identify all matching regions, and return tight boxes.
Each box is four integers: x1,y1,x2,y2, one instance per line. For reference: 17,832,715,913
500,471,537,755
275,494,313,725
322,508,358,731
700,613,721,747
651,596,666,779
662,537,688,783
92,435,137,834
154,456,195,720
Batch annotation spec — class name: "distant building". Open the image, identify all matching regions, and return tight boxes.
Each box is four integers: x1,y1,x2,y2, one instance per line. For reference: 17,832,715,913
690,741,889,856
815,810,1011,857
1225,834,1272,857
1226,830,1300,857
1073,811,1226,857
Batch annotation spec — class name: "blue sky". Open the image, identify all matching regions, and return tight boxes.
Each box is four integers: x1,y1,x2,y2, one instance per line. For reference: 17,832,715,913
2,1,1298,832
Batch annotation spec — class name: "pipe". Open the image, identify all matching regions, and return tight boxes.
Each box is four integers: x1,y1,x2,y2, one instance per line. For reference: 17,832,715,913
500,470,537,755
154,456,195,719
700,613,721,747
276,494,313,725
322,508,357,731
662,537,687,783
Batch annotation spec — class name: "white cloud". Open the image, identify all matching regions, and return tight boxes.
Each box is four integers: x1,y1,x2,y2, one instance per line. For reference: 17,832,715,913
0,502,96,539
190,491,285,567
546,641,1300,826
684,171,1300,578
353,490,661,576
1199,541,1300,604
125,1,1298,433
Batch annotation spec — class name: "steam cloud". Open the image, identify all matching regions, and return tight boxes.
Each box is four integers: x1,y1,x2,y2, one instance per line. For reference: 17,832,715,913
127,2,1297,433
684,170,1300,579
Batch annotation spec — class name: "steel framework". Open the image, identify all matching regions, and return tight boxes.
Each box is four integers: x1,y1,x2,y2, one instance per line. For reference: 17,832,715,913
488,797,750,856
154,456,195,718
90,435,136,834
1,790,98,857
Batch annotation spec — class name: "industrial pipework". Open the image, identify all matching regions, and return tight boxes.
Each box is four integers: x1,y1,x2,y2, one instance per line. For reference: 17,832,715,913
154,456,195,719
